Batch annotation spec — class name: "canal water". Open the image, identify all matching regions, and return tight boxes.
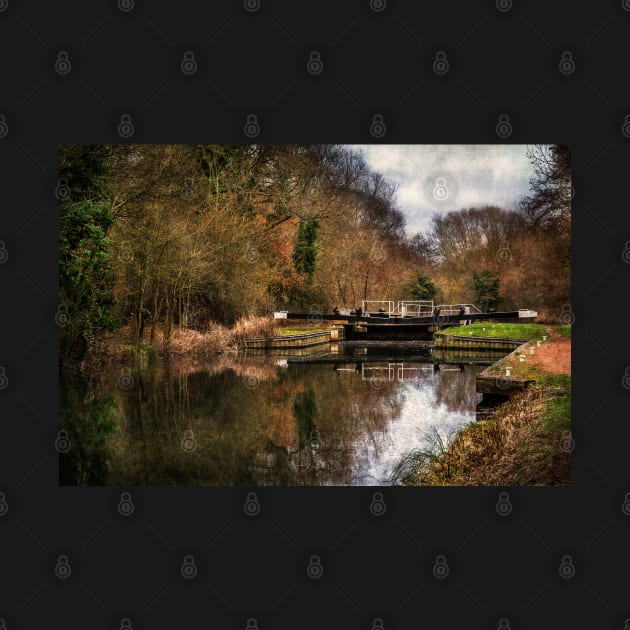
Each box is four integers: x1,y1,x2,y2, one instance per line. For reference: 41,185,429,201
59,344,505,486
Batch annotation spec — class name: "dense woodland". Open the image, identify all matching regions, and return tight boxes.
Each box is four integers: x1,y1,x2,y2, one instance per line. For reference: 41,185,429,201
59,144,570,363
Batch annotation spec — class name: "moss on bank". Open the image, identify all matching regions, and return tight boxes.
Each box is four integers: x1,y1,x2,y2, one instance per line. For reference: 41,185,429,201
440,322,570,340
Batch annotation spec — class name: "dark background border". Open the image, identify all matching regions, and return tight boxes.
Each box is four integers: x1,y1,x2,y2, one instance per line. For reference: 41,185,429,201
1,1,629,628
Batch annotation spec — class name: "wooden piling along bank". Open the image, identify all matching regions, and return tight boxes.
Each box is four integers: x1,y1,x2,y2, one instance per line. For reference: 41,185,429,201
433,334,537,398
243,328,342,350
434,333,527,352
475,340,535,397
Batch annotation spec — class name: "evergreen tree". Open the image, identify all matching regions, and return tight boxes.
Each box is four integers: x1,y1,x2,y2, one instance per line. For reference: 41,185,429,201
402,271,438,301
59,145,116,361
472,270,503,311
292,219,319,280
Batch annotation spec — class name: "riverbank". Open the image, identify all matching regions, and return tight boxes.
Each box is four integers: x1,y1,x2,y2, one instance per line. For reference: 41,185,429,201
393,324,571,486
70,317,345,372
72,316,277,370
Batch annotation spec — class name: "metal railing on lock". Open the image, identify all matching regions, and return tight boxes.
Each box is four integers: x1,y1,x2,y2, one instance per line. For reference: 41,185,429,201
361,300,396,316
398,300,434,317
361,362,434,382
434,303,483,317
360,300,436,317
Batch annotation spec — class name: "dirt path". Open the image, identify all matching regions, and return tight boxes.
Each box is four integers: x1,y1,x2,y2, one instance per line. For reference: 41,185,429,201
527,326,571,376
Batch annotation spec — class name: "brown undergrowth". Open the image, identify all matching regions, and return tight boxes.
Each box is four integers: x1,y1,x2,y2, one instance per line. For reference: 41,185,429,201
393,328,572,487
75,316,278,371
394,381,571,486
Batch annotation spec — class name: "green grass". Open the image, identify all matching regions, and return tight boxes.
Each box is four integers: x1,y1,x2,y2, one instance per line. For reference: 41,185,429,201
276,324,343,337
440,322,569,340
540,374,571,434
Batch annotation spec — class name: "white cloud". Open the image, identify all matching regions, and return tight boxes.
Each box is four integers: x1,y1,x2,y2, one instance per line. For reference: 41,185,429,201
347,144,537,235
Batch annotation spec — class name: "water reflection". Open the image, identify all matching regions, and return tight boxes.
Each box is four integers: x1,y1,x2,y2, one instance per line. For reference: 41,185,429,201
60,348,503,486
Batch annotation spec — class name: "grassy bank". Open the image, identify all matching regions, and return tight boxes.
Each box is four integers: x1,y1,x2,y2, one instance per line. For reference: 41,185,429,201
440,321,570,340
393,324,571,486
392,376,571,486
275,322,344,336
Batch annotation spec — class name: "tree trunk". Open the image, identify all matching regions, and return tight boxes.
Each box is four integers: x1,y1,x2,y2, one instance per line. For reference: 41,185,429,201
136,280,146,341
150,285,159,344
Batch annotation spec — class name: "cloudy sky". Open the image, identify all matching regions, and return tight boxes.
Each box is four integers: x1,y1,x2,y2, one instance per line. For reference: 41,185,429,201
348,144,537,236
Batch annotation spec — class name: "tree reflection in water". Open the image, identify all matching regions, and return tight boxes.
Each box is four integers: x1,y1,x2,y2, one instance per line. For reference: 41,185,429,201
60,353,495,486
